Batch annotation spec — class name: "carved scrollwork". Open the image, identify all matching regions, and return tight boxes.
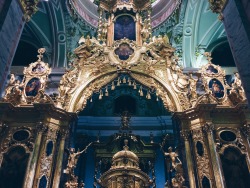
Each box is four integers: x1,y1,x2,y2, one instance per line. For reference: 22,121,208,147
216,128,247,154
191,128,212,182
39,153,52,176
2,48,52,106
1,126,35,153
73,74,118,112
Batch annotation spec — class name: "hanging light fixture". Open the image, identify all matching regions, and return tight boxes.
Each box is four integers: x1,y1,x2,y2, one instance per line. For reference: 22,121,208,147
105,86,109,96
111,81,115,90
128,78,131,86
146,90,151,99
117,78,121,86
133,81,137,89
99,90,103,100
139,86,143,96
122,77,126,83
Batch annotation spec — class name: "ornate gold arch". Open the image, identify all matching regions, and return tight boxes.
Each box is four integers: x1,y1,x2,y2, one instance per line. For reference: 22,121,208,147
56,36,192,113
66,70,184,113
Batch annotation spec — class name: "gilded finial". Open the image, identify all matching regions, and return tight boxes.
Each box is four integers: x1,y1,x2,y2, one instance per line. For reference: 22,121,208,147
204,52,212,63
37,48,46,61
123,139,129,150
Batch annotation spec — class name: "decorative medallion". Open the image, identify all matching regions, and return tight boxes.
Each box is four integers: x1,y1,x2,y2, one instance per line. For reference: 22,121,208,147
115,43,134,60
2,48,52,105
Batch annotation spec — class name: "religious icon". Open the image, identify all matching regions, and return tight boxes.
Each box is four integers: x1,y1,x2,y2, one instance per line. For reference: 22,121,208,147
32,63,45,73
25,78,41,96
209,79,224,98
206,65,218,74
114,15,136,41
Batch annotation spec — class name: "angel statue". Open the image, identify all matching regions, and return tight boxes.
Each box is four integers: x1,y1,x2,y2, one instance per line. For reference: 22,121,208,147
163,147,182,170
64,142,93,175
160,136,185,188
64,142,93,188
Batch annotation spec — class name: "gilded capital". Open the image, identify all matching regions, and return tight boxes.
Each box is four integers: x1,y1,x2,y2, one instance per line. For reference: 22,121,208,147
208,0,228,13
36,122,48,133
202,123,214,133
240,124,250,138
180,130,190,141
60,129,69,138
191,128,204,141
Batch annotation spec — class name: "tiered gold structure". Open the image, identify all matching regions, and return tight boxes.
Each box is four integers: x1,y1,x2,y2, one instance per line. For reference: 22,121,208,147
98,140,152,188
0,0,250,188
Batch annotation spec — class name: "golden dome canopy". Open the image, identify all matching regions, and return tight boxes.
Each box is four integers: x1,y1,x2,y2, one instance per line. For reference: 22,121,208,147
111,139,139,169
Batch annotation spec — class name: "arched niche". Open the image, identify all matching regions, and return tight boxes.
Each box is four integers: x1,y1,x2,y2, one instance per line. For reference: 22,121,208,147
220,147,250,188
38,175,48,188
67,71,182,114
0,146,29,188
202,176,211,188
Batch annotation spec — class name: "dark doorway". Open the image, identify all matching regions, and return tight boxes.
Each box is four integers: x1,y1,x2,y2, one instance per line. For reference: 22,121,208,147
221,147,250,188
0,146,29,188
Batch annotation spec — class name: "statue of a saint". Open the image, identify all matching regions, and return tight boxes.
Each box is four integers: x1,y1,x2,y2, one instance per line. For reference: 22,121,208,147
232,72,245,97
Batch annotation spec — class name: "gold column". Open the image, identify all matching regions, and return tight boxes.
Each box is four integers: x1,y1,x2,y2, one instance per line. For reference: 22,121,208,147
240,124,250,170
52,129,68,188
33,119,59,188
181,130,196,188
203,123,225,188
23,123,46,188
